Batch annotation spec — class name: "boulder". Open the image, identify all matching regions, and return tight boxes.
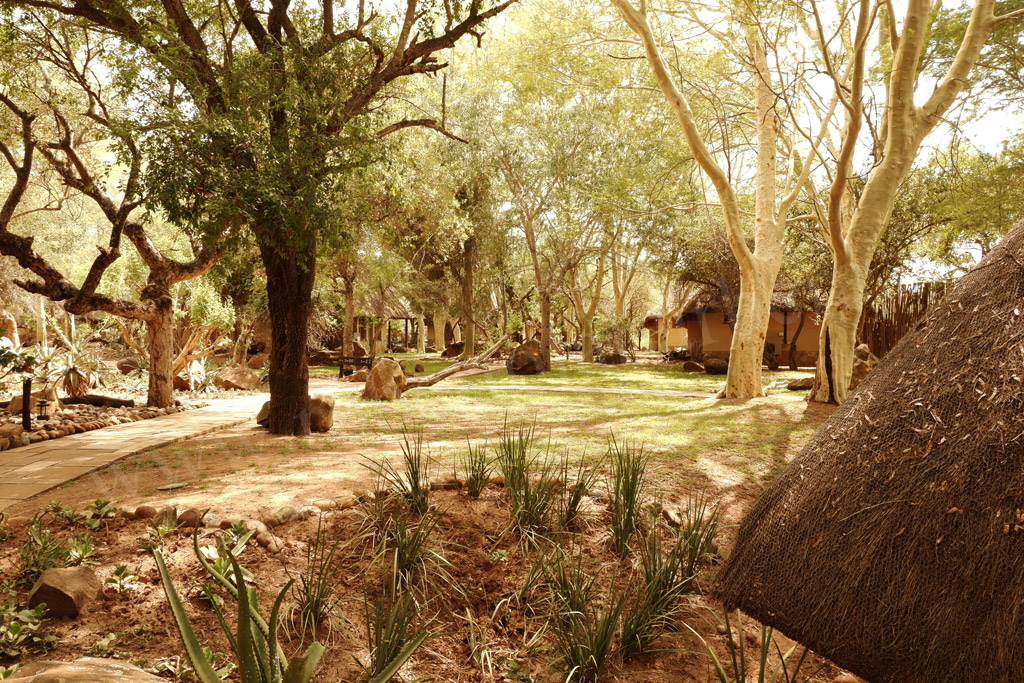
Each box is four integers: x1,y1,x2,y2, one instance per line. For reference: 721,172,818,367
256,400,270,427
173,375,190,391
849,343,879,391
115,358,136,375
8,658,164,682
309,393,334,432
347,369,368,383
361,358,407,401
215,365,261,391
441,342,465,358
681,360,704,373
506,340,545,375
664,348,689,362
704,357,729,375
352,341,367,357
392,345,409,353
6,386,61,416
787,376,815,391
176,508,202,528
0,423,24,439
597,349,627,365
247,353,269,370
27,567,100,617
414,364,425,373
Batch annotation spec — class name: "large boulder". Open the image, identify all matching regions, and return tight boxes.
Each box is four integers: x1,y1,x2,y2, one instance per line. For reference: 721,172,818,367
27,567,100,617
596,349,627,365
703,357,728,375
256,400,270,427
848,343,879,391
361,358,407,401
9,658,164,682
215,365,261,391
173,375,190,391
247,353,269,370
352,341,367,357
786,376,815,391
506,340,545,375
6,386,60,416
441,342,465,358
309,393,335,432
681,360,704,373
347,369,369,383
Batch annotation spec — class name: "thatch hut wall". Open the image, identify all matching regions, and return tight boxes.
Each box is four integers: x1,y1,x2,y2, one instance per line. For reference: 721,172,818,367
716,221,1024,683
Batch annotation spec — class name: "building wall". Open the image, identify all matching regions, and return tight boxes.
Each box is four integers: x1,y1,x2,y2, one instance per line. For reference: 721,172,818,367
684,310,822,367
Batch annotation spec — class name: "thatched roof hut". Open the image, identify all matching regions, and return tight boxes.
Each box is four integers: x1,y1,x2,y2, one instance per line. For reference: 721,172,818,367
716,221,1024,682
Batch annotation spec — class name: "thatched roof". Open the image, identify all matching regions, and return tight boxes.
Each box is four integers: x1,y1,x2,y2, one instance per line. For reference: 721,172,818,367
715,221,1024,682
678,287,807,315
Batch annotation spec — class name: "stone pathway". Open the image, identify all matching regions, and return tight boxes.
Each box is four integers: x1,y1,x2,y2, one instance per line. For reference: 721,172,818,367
0,379,346,511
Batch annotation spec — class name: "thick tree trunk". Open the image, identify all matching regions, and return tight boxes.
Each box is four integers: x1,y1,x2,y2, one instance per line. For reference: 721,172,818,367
788,311,807,371
145,301,175,408
460,237,476,360
724,265,774,399
581,316,595,362
416,313,426,354
432,310,448,350
261,244,314,435
540,290,552,370
810,260,864,404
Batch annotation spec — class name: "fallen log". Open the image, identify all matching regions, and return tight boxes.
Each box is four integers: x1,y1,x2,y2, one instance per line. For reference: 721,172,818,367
404,334,509,390
61,395,136,408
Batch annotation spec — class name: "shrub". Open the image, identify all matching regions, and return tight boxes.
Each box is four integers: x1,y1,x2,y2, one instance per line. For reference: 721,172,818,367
609,437,649,557
495,418,560,540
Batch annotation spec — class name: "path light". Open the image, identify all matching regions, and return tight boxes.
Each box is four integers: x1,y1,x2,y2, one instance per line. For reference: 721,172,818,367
36,398,49,420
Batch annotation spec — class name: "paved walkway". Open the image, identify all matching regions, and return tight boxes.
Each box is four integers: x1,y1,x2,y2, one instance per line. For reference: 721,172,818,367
0,379,345,511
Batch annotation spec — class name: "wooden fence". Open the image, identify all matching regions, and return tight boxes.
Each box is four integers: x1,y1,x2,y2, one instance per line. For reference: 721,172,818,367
860,282,948,358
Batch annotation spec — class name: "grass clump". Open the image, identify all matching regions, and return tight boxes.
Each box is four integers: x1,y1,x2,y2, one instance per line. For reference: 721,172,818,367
495,418,560,540
289,514,345,641
366,424,432,515
679,490,720,592
688,609,812,683
460,441,492,498
558,448,602,530
620,525,691,659
609,436,649,558
362,578,431,682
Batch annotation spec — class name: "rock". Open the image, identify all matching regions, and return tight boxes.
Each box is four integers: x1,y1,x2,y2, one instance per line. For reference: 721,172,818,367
242,519,268,535
351,341,367,357
661,507,683,528
0,437,10,451
309,393,334,432
336,496,358,510
313,499,337,511
269,505,297,527
256,531,283,554
506,340,545,375
832,675,867,683
176,508,202,528
787,376,815,391
256,400,270,427
352,489,376,502
27,567,101,617
173,375,189,391
8,658,165,681
490,474,506,486
215,365,261,391
115,358,136,375
361,358,407,401
596,349,627,365
201,512,222,529
7,386,61,416
152,506,178,529
247,353,269,370
704,357,729,375
414,364,425,373
392,345,409,353
347,369,369,383
429,476,462,491
849,343,879,391
0,423,23,439
441,342,465,358
296,505,319,519
134,505,157,520
681,360,704,372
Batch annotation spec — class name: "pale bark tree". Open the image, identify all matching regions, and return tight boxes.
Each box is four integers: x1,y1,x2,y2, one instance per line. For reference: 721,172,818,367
808,0,1023,403
567,249,607,362
609,0,833,397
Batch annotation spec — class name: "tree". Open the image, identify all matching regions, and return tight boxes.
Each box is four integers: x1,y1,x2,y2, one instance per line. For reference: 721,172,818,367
7,0,516,434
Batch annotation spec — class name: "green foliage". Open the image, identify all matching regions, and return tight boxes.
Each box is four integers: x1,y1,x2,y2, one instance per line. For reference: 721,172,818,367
44,501,83,526
620,526,691,659
459,441,492,498
361,578,431,682
138,526,171,552
0,603,55,659
495,418,561,540
84,499,118,531
0,334,34,384
16,520,90,585
153,537,324,683
687,609,811,683
678,490,720,592
105,563,139,593
366,425,432,516
88,632,120,657
557,448,602,530
608,437,649,558
289,515,343,641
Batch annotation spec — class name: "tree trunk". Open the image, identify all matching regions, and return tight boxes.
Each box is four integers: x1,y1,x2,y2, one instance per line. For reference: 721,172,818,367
145,302,175,408
540,290,552,370
788,311,807,371
432,310,447,351
724,265,774,399
581,316,595,362
0,310,18,346
459,237,476,360
416,313,426,354
810,260,864,404
261,244,314,435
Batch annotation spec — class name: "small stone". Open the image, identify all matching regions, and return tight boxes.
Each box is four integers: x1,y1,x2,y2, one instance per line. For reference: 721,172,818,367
242,519,268,535
29,433,42,443
134,505,158,520
313,499,337,511
661,507,683,528
429,476,462,491
0,423,24,439
716,623,728,635
352,489,375,502
28,567,101,617
8,657,166,681
156,482,189,491
152,506,178,529
336,496,358,510
176,508,202,528
490,474,506,486
296,505,319,520
832,675,865,683
114,508,134,519
0,437,9,451
414,364,425,373
201,512,223,529
219,517,237,530
268,505,297,527
256,531,283,554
